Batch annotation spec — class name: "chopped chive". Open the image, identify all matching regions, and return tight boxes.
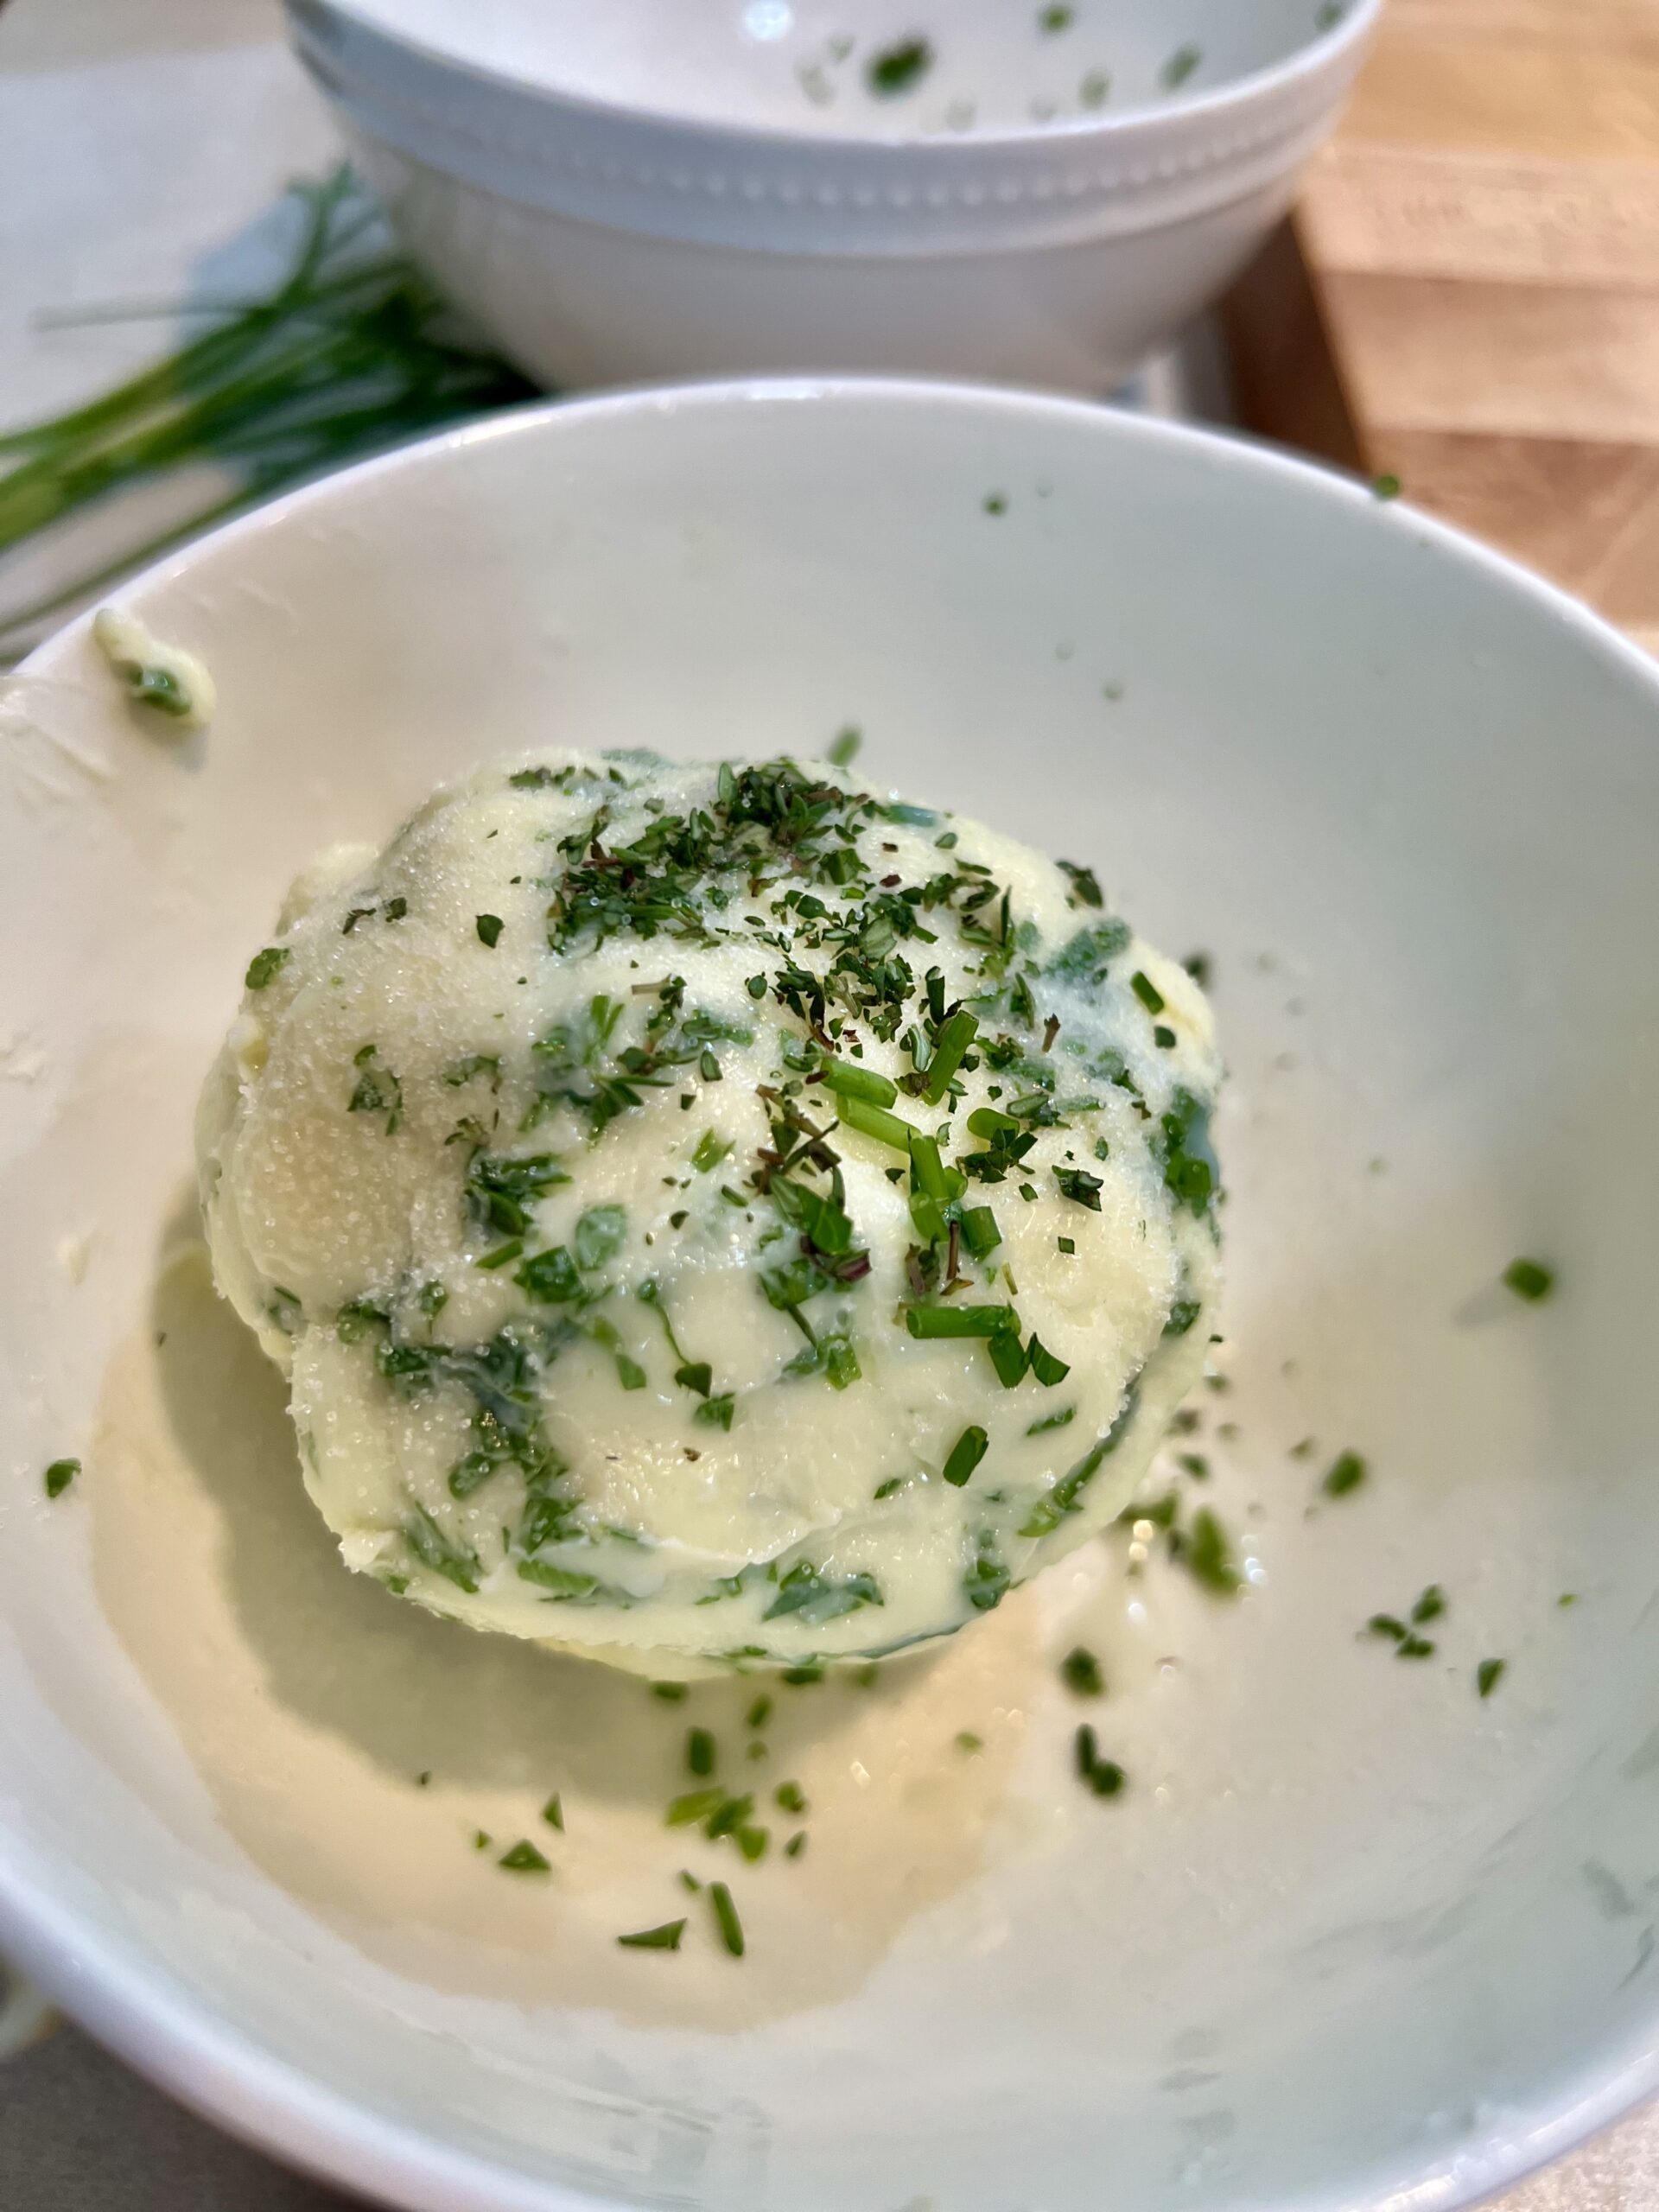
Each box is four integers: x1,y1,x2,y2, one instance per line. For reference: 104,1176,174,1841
542,1793,564,1830
988,1331,1028,1388
942,1424,989,1487
498,1840,550,1873
821,1059,899,1107
709,1880,746,1956
687,1727,716,1777
828,725,862,768
651,1681,689,1702
908,1129,957,1201
837,1094,916,1151
1411,1585,1446,1625
746,1694,772,1730
1027,1335,1070,1386
618,1919,686,1950
1061,1647,1104,1697
955,1730,984,1754
43,1457,79,1499
1477,1657,1506,1698
906,1305,1019,1338
1503,1257,1554,1302
958,1205,1001,1257
774,1781,807,1814
703,1792,754,1840
474,1238,524,1270
1371,472,1402,500
785,1832,807,1859
666,1788,726,1827
1129,970,1165,1015
923,1009,979,1103
1027,1405,1075,1434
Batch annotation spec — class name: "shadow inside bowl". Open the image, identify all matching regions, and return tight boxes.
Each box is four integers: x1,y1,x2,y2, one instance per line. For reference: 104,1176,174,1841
88,1185,1049,2027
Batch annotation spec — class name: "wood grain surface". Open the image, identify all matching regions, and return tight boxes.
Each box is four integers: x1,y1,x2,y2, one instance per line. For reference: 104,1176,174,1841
1229,0,1659,652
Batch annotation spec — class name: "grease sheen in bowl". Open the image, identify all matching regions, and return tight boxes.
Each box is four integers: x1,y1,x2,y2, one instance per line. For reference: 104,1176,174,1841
3,381,1659,2212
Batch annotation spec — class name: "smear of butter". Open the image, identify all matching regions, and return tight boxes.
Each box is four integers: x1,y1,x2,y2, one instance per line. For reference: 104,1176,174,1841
91,607,215,732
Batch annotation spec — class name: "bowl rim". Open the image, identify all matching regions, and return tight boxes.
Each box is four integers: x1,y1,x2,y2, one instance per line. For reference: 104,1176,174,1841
285,0,1385,162
10,372,1659,2212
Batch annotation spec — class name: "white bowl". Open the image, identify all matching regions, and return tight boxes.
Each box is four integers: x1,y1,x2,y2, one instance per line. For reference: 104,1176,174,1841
285,0,1381,388
4,379,1659,2212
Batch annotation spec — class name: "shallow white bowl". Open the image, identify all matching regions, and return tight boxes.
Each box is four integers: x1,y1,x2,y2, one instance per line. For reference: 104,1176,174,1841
4,380,1659,2212
286,0,1381,388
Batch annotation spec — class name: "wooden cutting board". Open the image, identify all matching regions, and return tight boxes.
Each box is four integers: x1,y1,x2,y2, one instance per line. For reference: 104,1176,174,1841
1224,0,1659,654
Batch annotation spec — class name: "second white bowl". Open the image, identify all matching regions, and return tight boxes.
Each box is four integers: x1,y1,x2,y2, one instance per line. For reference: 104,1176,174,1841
286,0,1381,389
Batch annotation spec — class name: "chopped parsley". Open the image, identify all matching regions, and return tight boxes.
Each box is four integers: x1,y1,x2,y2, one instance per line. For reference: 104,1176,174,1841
688,1728,716,1777
1503,1258,1554,1302
1038,3,1074,29
691,1128,733,1173
475,913,505,947
1074,1725,1126,1796
1181,1506,1241,1597
1322,1449,1367,1498
498,1840,550,1873
43,1457,79,1499
765,1560,882,1624
1061,1646,1104,1697
1053,1165,1102,1210
867,36,932,94
542,1793,564,1829
1371,473,1402,500
1160,42,1201,88
829,726,862,768
347,1043,404,1133
245,945,290,990
1477,1658,1506,1698
573,1204,627,1271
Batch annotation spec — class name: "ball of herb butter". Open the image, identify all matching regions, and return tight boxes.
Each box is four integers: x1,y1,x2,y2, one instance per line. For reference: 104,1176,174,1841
196,752,1221,1675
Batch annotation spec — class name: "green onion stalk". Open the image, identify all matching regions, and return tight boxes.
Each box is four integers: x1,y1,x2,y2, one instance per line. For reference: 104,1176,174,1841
0,165,539,661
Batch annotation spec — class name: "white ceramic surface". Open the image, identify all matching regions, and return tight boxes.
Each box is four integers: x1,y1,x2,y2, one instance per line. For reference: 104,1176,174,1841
284,0,1379,387
3,380,1659,2212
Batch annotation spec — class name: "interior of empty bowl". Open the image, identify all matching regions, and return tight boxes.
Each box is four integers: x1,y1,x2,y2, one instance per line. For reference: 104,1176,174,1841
3,384,1659,2212
331,0,1357,135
